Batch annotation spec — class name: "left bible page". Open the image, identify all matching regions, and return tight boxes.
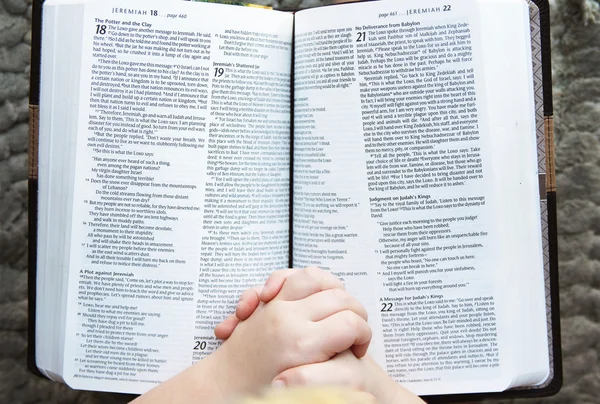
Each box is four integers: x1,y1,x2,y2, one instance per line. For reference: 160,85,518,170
54,0,292,393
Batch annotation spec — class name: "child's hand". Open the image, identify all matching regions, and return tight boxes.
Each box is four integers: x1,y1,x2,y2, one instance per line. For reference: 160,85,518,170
216,267,370,358
210,267,371,396
272,351,425,404
215,267,345,340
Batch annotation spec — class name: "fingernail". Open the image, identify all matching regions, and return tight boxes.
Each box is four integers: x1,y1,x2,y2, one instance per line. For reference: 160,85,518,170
271,379,285,389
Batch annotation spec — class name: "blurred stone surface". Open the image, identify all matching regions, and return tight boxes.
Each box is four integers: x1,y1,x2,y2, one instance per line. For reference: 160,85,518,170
0,0,598,403
3,0,30,16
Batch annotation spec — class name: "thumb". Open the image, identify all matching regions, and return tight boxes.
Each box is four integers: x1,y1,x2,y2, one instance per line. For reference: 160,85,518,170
235,285,263,320
214,285,262,340
273,352,364,390
214,313,239,340
260,268,297,302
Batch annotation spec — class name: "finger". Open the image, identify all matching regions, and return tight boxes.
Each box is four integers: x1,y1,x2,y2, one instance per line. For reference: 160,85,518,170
215,284,263,339
351,341,370,359
304,265,345,291
300,288,368,323
214,313,239,340
260,268,297,302
235,285,263,321
276,266,345,301
273,351,366,390
314,310,372,358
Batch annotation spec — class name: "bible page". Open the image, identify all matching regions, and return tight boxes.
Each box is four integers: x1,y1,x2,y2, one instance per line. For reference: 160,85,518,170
293,0,547,395
57,0,292,393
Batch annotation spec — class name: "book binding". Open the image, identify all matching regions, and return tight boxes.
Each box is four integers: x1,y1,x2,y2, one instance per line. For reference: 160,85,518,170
28,105,39,180
26,0,562,400
544,116,556,192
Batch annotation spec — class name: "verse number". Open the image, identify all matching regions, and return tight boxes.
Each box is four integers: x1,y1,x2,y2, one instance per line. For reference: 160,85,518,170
443,4,452,11
194,340,207,350
356,31,366,42
214,67,225,77
381,302,393,312
95,24,106,35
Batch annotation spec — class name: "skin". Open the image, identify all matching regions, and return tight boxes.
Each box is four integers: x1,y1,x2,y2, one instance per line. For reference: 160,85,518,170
131,267,372,404
216,267,425,404
272,350,425,404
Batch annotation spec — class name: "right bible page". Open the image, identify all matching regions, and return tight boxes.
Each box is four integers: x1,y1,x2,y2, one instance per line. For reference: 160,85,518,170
293,0,548,396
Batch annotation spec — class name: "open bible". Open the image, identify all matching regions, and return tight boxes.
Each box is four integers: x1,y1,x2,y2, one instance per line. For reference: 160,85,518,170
28,0,561,401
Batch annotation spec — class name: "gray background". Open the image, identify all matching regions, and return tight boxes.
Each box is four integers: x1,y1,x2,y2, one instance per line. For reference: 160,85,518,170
1,0,599,402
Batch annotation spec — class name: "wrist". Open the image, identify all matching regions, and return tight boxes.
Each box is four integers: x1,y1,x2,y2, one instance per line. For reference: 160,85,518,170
363,356,424,404
363,356,397,404
131,352,228,404
193,351,229,402
209,342,243,398
210,338,266,399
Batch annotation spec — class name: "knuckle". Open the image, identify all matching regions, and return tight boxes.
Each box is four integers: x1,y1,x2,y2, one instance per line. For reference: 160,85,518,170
280,268,296,278
305,266,345,289
267,270,283,284
270,268,292,282
346,311,369,339
286,268,307,284
326,272,345,289
269,303,287,332
284,367,310,386
349,296,368,320
295,331,312,354
338,291,359,314
342,310,359,331
294,325,321,360
294,368,311,385
304,265,323,273
305,266,327,281
365,321,373,338
287,335,308,365
329,287,347,301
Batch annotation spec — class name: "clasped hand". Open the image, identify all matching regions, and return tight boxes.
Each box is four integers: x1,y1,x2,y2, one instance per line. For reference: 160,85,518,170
211,267,372,394
133,267,423,404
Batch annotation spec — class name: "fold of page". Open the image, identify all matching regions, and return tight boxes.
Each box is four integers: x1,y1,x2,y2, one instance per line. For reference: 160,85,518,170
36,3,59,379
293,0,547,396
58,0,292,393
476,0,549,388
37,2,87,380
36,2,57,378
